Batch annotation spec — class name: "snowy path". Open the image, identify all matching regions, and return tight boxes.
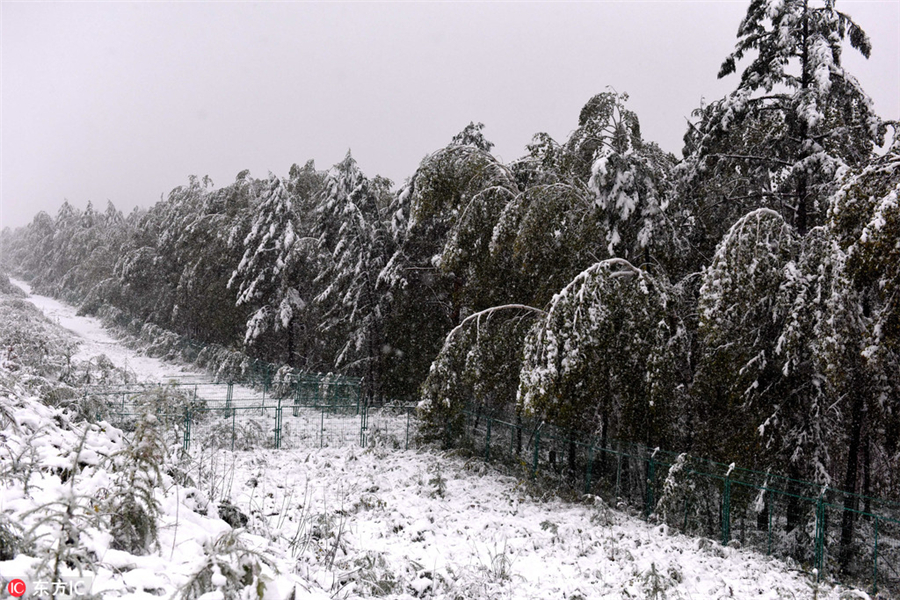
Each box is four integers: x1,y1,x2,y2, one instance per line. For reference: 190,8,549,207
11,278,214,383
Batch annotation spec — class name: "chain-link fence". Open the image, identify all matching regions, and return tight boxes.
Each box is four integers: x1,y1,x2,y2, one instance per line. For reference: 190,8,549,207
445,405,900,597
82,378,419,455
83,377,900,595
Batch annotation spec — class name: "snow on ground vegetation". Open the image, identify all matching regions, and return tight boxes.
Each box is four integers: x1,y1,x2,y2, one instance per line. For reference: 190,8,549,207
0,277,875,599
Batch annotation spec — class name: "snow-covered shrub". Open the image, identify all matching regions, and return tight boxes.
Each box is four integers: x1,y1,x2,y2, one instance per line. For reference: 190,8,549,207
177,530,272,600
654,454,694,524
20,427,110,589
344,551,399,597
0,512,22,560
105,412,165,554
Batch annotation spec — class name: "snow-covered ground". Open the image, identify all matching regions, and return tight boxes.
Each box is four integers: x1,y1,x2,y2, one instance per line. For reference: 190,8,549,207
10,278,200,384
0,283,874,599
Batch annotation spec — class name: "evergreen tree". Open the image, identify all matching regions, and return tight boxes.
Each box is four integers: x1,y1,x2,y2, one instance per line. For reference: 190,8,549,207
313,153,393,398
228,174,313,365
678,0,885,273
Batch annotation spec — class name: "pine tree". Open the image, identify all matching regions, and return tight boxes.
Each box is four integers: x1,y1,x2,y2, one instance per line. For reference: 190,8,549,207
678,0,885,272
228,174,313,364
313,152,393,398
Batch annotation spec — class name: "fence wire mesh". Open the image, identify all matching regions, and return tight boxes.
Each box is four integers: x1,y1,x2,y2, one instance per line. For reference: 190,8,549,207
82,378,418,455
82,378,900,596
446,405,900,597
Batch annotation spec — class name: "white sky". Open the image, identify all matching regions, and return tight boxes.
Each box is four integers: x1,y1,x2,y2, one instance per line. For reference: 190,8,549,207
1,1,898,231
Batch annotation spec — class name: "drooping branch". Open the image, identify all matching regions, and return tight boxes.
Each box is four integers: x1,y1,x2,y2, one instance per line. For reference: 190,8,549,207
443,304,547,346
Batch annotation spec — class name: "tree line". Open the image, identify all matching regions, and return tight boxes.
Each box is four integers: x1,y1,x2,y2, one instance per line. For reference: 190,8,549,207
3,0,898,523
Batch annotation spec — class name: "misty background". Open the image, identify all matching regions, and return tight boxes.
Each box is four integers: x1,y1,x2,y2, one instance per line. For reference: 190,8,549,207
2,1,898,231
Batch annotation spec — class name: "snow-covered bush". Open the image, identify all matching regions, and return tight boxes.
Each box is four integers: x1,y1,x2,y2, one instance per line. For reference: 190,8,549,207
105,412,165,554
176,530,272,600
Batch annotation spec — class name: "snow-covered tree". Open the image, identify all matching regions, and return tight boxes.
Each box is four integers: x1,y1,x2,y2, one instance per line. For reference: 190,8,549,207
420,304,544,441
518,259,686,449
228,174,313,363
168,173,257,345
566,91,677,262
488,181,596,307
827,137,900,558
694,209,797,466
313,152,393,397
678,0,885,278
378,124,514,400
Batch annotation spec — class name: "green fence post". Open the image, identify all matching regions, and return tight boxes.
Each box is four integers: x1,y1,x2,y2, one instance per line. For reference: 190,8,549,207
585,444,594,495
320,406,325,448
532,429,541,480
183,408,191,453
485,417,492,461
722,477,732,545
814,496,825,579
274,397,282,449
646,452,656,520
226,382,233,416
405,407,410,451
767,493,773,556
873,516,879,595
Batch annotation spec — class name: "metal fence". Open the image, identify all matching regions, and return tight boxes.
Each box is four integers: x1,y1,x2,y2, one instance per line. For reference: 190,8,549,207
82,377,900,595
446,406,900,597
83,378,418,454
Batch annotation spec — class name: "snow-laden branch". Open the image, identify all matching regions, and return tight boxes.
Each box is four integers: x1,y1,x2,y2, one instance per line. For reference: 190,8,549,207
443,304,547,346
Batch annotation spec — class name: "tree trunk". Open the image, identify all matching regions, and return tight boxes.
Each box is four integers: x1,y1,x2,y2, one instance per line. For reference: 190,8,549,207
286,321,294,369
757,492,769,531
839,392,865,571
863,432,871,516
568,439,577,478
516,412,523,455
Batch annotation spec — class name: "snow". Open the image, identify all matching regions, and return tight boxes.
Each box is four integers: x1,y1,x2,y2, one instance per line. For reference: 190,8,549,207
9,278,198,383
0,283,872,599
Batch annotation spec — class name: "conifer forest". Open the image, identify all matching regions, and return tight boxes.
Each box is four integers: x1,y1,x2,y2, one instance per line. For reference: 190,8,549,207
3,0,899,545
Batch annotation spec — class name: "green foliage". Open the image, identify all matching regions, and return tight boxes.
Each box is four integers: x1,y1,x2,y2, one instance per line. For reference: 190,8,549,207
106,412,165,554
694,209,796,466
519,259,686,447
1,0,897,509
420,306,540,436
682,0,885,245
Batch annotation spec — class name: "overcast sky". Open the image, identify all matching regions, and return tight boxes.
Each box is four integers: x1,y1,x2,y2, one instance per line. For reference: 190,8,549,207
1,1,898,231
